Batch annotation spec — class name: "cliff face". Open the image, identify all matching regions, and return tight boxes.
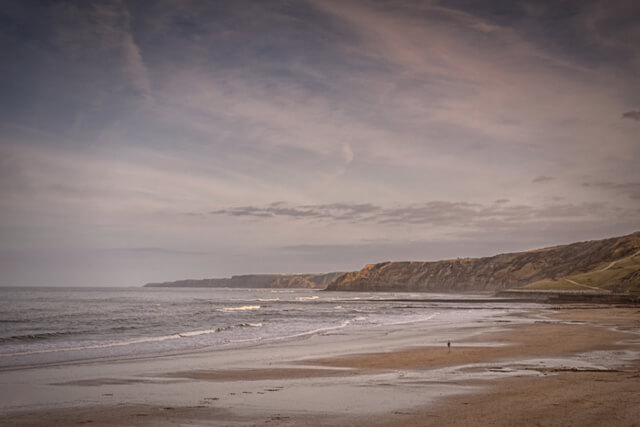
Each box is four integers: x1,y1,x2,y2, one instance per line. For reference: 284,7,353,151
326,232,640,292
266,272,343,288
144,272,343,289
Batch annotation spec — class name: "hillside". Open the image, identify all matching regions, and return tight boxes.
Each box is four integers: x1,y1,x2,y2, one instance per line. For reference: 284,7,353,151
326,232,640,292
144,272,343,289
520,248,640,293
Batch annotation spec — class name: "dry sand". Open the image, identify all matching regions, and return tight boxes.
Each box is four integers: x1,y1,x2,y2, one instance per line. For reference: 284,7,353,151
1,306,638,426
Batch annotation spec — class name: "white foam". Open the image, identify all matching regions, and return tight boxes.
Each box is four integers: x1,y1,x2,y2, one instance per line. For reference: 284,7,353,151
219,305,261,312
224,316,361,347
2,333,185,358
0,324,262,358
178,329,220,337
379,312,440,327
296,296,319,301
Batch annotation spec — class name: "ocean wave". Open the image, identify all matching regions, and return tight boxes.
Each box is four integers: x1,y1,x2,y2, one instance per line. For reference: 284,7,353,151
273,317,357,339
0,334,186,357
177,328,222,337
378,312,440,326
240,322,262,327
257,298,279,302
295,296,319,301
0,322,262,358
0,330,80,343
218,305,261,312
107,325,142,332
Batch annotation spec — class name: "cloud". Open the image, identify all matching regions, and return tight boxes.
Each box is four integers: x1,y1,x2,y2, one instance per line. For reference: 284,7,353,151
583,181,640,199
212,202,378,221
532,175,554,183
622,111,640,121
209,200,623,230
578,1,640,71
51,1,151,96
98,247,203,256
1,1,640,285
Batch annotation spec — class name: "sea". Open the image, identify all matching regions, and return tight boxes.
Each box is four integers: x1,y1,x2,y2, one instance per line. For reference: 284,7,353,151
0,287,535,370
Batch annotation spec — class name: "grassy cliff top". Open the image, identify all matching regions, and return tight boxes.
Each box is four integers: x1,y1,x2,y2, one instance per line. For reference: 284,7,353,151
520,249,640,293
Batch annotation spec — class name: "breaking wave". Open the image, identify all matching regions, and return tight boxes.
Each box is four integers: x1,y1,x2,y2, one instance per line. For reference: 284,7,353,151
0,322,263,358
0,331,79,343
218,305,261,312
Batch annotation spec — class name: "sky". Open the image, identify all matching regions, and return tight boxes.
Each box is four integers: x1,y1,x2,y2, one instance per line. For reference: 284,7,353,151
1,0,639,286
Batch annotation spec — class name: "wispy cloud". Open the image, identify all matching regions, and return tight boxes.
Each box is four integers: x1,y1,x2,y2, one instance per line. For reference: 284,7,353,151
212,203,379,221
583,181,640,199
1,0,639,285
622,111,640,121
209,200,619,229
98,247,204,256
532,175,554,183
52,1,151,97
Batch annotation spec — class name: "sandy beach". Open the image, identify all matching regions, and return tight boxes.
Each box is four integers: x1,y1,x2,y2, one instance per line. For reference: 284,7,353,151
1,304,638,426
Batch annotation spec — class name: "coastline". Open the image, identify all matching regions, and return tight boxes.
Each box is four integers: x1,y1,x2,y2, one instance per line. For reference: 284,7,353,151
1,304,638,426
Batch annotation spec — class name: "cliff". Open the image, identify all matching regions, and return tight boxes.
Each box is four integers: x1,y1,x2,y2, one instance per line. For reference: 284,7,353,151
326,232,640,292
144,272,344,289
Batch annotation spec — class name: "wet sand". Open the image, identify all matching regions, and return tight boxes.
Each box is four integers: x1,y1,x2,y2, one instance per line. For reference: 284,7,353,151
378,369,640,427
1,306,638,426
368,308,640,427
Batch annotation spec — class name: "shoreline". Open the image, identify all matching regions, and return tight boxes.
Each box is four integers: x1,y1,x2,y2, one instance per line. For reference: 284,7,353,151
1,304,638,426
0,291,524,372
496,289,640,304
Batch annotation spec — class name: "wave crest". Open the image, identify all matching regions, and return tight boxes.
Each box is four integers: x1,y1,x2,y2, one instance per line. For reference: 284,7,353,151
218,305,261,312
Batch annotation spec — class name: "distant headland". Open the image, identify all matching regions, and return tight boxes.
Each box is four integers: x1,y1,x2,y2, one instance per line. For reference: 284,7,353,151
144,272,344,289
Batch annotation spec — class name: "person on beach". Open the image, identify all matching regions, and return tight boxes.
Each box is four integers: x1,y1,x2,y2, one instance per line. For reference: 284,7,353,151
447,341,451,353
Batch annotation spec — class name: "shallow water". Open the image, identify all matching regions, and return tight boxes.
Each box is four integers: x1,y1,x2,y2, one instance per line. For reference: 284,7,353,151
0,287,541,369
